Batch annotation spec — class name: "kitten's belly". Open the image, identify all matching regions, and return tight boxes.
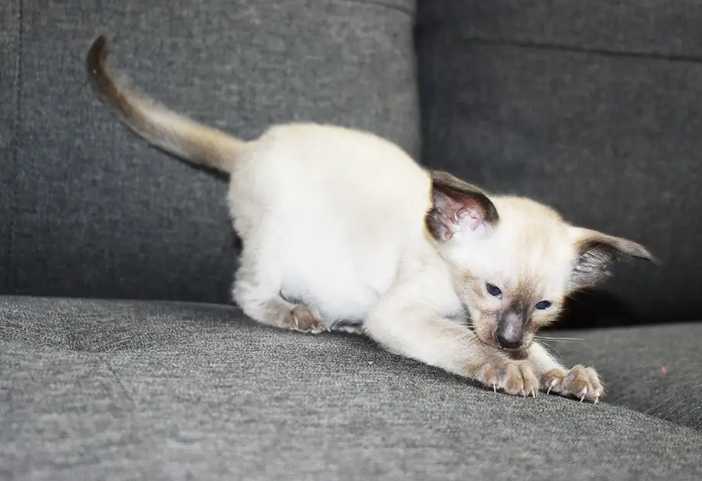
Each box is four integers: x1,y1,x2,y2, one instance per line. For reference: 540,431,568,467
279,240,400,326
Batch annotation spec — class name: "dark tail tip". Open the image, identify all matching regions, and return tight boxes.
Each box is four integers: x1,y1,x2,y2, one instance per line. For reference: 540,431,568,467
86,34,111,93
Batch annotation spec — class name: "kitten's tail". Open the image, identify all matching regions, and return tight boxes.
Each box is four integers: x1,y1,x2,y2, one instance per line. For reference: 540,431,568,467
86,35,244,173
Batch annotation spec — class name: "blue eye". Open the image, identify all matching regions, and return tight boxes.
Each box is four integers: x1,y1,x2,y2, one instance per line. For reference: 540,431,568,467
486,283,502,298
535,300,552,310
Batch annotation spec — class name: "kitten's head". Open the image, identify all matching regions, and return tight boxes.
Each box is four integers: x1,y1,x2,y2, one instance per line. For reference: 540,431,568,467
426,170,655,352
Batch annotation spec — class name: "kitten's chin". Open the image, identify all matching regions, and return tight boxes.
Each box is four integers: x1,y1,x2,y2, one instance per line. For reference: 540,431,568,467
504,347,529,360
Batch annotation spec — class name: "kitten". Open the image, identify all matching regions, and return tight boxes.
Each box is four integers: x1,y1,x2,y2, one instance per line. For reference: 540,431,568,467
86,35,655,402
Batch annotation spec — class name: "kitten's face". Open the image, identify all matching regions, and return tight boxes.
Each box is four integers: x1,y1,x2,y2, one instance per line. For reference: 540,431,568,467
441,197,576,351
426,171,654,351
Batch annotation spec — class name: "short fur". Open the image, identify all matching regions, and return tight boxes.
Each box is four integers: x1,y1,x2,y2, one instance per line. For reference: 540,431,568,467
86,35,656,402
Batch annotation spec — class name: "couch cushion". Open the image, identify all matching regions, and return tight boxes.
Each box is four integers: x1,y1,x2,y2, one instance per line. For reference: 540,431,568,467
544,322,702,431
418,0,702,58
415,1,702,323
0,0,419,302
2,296,702,480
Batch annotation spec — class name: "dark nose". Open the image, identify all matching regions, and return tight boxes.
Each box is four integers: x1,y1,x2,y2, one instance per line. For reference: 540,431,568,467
497,332,521,349
496,312,524,349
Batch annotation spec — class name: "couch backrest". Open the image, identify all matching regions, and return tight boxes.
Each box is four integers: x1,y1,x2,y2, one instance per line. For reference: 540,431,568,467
416,1,702,323
0,0,420,303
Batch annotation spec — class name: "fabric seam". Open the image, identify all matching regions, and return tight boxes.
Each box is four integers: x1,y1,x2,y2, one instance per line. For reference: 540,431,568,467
459,35,702,64
341,0,413,17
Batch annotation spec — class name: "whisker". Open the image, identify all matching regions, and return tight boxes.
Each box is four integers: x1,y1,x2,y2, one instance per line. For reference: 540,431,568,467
440,330,482,353
534,336,584,342
448,333,480,349
539,341,565,365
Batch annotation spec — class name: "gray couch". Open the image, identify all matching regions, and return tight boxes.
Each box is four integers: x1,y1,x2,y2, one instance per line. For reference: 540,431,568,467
1,1,701,479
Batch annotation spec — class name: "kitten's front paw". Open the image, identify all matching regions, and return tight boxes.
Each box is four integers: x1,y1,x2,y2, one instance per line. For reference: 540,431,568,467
543,365,604,403
477,360,540,397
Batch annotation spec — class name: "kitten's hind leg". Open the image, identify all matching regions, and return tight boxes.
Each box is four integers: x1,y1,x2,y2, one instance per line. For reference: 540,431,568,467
232,247,326,334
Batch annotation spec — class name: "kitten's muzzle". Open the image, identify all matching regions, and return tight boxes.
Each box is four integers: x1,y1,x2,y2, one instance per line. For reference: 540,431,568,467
496,312,524,349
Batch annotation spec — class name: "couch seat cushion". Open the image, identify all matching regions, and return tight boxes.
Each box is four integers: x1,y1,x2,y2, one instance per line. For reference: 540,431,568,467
2,296,702,480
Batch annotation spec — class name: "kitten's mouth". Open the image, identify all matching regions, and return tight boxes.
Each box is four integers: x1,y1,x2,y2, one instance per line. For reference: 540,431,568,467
476,330,530,356
469,323,527,355
494,338,531,359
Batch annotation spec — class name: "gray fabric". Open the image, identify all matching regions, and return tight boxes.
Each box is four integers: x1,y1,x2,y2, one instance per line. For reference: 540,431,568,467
545,323,702,431
0,0,419,302
0,0,20,293
415,2,702,322
417,1,702,57
2,296,702,481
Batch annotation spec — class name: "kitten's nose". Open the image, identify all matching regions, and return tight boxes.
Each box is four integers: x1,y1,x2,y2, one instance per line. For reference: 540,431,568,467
496,312,524,349
496,332,521,349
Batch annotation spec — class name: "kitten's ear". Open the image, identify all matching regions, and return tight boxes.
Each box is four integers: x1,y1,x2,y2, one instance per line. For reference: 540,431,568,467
568,227,657,289
426,170,499,241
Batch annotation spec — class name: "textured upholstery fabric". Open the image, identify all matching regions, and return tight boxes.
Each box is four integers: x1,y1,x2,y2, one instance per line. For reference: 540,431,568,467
415,1,702,322
2,296,702,481
0,0,21,286
417,1,702,57
0,0,419,302
544,323,702,431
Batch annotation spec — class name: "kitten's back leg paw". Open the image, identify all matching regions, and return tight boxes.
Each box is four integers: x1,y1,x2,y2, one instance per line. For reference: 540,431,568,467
289,305,327,334
232,250,326,333
236,293,327,334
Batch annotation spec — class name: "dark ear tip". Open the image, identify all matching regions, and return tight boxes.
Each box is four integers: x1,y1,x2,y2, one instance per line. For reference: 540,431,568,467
484,203,499,225
634,246,660,265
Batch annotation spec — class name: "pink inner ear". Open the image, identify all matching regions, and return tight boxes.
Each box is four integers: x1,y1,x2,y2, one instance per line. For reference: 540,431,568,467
434,194,485,240
456,207,484,231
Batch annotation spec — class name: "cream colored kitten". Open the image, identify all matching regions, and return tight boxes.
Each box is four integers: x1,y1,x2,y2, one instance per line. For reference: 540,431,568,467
86,35,655,403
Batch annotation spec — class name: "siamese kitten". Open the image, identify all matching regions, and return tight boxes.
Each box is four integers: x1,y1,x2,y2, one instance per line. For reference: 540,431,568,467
86,35,655,403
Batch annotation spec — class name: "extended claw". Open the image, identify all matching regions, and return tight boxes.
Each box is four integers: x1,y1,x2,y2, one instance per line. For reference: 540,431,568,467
546,378,558,395
579,387,588,402
531,387,537,398
492,382,497,393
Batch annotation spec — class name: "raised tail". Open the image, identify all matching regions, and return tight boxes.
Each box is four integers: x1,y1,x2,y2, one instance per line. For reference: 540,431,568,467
86,35,245,173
